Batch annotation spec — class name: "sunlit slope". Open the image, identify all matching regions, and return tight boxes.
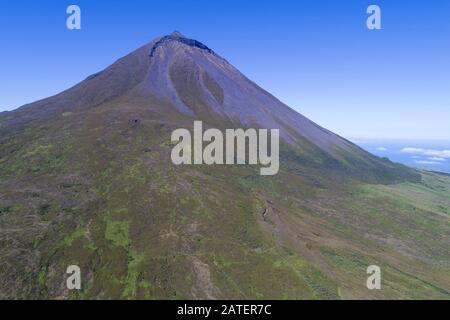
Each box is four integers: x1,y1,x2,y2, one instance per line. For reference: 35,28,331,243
0,32,448,299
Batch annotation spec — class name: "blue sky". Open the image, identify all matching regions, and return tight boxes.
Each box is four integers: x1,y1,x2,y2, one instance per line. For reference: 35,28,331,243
0,0,449,140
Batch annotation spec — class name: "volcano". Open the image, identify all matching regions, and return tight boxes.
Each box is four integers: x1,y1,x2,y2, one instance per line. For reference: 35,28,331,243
0,32,448,299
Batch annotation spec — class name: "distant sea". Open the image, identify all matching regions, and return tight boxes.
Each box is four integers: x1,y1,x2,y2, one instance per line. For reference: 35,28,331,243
350,138,450,174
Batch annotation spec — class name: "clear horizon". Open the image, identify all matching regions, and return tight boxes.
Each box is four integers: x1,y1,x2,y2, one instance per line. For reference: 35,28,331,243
0,0,449,140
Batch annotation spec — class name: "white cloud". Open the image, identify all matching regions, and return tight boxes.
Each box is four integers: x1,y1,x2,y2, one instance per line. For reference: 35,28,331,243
376,147,388,151
401,147,450,159
428,157,446,162
415,160,442,165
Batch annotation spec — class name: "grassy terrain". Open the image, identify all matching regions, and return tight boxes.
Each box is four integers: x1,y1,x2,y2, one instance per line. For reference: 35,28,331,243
0,54,448,299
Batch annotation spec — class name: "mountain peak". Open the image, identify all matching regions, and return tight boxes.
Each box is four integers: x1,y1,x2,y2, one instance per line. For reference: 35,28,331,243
149,32,216,57
170,30,184,38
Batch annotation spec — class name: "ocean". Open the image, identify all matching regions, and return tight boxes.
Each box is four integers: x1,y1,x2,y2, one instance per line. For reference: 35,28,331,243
351,138,450,174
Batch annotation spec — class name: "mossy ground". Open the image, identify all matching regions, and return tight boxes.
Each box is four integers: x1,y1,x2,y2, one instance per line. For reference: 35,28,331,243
0,99,448,299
